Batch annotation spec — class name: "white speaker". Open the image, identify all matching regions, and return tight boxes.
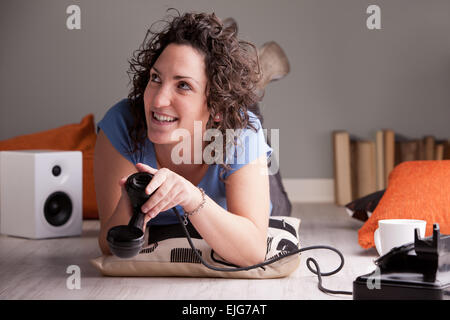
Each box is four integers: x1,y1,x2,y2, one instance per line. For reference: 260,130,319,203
0,150,82,239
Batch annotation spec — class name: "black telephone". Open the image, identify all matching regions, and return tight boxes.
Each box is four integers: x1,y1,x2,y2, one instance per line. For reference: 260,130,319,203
353,223,450,300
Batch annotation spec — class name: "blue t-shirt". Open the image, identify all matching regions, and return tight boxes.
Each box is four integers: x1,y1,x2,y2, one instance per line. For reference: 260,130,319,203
97,98,273,225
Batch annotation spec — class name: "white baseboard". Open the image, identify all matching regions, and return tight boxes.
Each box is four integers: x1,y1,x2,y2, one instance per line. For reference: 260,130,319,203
282,178,334,203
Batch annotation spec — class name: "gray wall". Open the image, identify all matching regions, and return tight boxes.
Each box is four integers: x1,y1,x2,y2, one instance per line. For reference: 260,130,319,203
1,0,450,179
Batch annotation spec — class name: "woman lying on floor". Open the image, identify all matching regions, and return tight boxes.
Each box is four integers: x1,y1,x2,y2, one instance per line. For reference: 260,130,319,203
94,9,272,267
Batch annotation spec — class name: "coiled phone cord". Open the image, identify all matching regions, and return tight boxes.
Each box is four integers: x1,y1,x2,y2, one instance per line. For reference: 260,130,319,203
172,207,353,296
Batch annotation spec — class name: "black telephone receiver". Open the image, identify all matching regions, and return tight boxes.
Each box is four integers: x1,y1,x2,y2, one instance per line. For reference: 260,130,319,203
106,172,154,258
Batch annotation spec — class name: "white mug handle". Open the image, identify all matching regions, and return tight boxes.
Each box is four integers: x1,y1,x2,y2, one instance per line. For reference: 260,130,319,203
374,228,382,256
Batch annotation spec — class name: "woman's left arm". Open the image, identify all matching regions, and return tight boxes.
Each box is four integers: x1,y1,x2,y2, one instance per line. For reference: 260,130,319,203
189,155,270,267
137,155,270,267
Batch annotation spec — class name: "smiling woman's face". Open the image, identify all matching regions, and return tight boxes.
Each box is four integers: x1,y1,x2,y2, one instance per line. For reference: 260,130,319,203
143,43,210,145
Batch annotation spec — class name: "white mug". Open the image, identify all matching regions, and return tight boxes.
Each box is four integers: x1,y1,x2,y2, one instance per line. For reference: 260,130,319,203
374,219,426,256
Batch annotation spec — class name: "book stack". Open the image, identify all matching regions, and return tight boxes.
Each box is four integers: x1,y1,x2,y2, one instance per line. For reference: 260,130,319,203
332,130,450,206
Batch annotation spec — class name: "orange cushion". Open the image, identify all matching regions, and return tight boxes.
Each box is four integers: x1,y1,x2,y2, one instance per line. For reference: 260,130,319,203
358,160,450,249
0,115,98,219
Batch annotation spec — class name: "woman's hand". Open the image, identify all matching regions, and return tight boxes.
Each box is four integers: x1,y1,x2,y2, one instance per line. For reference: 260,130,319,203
133,163,202,220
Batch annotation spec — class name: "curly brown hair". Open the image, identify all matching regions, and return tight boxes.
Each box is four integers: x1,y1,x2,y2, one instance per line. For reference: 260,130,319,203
126,9,262,175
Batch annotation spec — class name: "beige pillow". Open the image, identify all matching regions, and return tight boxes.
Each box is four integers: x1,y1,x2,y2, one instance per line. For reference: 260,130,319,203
91,216,301,279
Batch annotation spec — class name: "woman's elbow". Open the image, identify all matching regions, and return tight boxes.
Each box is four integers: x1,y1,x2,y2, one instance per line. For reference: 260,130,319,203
239,244,267,268
241,228,268,267
240,255,266,268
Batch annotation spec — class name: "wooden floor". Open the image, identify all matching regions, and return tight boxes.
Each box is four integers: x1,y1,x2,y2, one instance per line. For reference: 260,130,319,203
0,203,379,300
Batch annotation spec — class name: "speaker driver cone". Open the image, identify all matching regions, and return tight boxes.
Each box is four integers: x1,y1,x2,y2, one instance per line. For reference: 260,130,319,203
44,192,72,226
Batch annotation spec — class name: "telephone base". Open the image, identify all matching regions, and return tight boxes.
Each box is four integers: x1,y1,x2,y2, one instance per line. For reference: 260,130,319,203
353,223,450,300
353,271,450,300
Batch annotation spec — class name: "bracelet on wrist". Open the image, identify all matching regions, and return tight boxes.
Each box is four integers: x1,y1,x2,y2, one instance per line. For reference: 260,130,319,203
183,187,206,225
